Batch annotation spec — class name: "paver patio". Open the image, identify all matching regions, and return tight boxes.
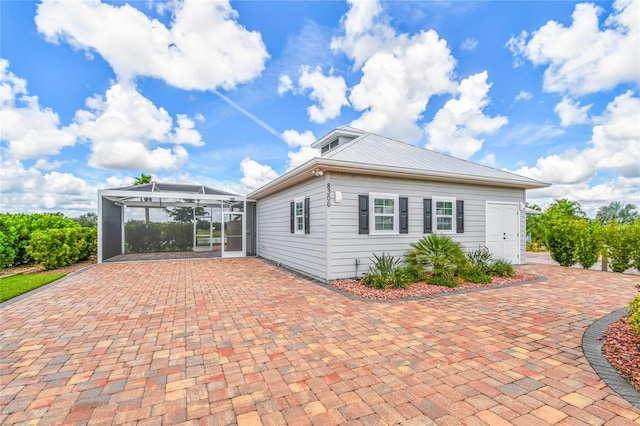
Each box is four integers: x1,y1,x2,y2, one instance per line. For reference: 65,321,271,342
1,258,639,425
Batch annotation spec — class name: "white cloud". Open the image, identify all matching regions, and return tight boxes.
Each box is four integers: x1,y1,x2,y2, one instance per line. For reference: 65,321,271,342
526,176,640,218
515,91,532,102
71,83,201,171
330,0,389,68
172,114,204,146
0,157,96,214
239,157,279,191
297,66,349,123
460,38,478,51
425,71,508,159
554,96,591,127
282,129,319,170
278,74,294,95
332,0,457,142
514,91,640,184
34,159,64,170
479,153,496,167
0,59,75,159
507,0,640,95
35,0,269,90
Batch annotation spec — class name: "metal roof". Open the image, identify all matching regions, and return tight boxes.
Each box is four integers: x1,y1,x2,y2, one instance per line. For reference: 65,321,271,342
323,132,544,186
248,128,550,199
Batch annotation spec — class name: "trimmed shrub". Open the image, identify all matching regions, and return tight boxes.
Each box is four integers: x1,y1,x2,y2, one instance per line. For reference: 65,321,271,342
547,219,578,267
461,266,492,284
604,221,635,273
27,227,96,270
574,220,603,269
628,295,640,334
0,213,79,267
402,265,425,283
426,275,458,288
406,234,469,280
489,259,514,277
125,221,192,253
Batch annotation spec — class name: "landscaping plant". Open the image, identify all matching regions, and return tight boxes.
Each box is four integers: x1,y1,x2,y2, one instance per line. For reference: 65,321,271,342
361,252,410,289
488,259,515,277
628,293,640,334
546,219,579,267
604,220,636,273
574,220,603,269
0,213,80,268
405,234,469,280
27,227,96,270
467,248,493,274
460,266,492,284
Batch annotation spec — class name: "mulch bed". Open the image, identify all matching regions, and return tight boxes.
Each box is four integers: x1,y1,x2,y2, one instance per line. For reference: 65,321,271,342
602,315,640,392
0,259,96,278
329,271,538,301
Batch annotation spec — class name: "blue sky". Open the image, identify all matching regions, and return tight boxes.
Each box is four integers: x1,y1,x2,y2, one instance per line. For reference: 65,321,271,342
1,0,638,218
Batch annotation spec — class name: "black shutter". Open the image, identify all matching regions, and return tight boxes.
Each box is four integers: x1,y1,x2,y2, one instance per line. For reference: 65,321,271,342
358,195,369,234
304,197,310,234
399,197,408,234
456,200,464,233
290,201,295,233
423,198,432,234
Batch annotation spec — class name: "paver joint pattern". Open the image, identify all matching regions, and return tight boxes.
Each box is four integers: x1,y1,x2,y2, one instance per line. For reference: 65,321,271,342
1,258,639,425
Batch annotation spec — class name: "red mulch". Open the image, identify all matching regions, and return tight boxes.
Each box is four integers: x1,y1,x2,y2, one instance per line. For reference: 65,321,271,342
602,315,640,392
329,271,538,301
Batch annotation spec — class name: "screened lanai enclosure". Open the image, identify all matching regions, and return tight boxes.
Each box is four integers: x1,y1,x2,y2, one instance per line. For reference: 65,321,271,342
98,182,255,263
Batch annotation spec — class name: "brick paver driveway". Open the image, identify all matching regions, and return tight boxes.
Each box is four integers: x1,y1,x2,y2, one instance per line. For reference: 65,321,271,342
1,258,639,425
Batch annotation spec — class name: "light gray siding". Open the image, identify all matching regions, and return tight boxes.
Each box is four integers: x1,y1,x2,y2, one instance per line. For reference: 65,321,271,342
255,176,328,280
326,173,525,280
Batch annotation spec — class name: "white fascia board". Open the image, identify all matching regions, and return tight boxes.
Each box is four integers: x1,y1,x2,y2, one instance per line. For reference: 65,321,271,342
249,158,549,199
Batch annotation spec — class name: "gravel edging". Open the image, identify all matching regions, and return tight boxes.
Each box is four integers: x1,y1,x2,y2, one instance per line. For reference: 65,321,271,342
583,308,640,408
0,265,96,309
315,275,548,303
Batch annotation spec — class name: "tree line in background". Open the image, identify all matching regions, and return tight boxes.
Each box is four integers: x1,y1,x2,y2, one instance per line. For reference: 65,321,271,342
527,200,640,272
0,213,97,270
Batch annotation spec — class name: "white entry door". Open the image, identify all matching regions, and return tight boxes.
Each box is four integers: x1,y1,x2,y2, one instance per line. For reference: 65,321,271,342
486,202,521,264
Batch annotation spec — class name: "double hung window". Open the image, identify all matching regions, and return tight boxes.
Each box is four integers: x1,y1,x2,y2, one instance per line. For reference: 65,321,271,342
370,193,398,234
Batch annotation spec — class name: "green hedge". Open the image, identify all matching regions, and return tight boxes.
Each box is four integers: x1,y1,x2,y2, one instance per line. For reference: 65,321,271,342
26,227,97,270
125,221,192,253
0,213,81,268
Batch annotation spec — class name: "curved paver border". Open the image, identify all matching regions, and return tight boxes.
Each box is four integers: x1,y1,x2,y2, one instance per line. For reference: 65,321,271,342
583,308,640,408
314,275,548,303
0,265,96,309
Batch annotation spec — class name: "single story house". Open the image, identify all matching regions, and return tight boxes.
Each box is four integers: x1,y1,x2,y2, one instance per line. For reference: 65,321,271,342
247,126,549,282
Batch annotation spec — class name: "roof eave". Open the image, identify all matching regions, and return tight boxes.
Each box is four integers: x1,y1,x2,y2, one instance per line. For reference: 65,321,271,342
247,159,550,199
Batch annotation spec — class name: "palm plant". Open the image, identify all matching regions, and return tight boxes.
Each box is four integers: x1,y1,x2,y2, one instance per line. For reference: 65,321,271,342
596,202,639,224
405,234,469,280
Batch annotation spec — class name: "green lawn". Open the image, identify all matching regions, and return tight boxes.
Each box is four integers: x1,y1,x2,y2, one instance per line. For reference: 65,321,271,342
0,273,66,303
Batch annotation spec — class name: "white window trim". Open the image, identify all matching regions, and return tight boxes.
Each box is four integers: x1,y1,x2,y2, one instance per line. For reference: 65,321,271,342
369,192,399,235
294,197,305,234
433,196,456,234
